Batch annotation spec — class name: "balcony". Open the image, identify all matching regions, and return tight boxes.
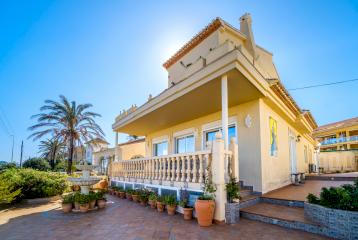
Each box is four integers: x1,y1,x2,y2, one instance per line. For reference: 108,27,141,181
321,135,358,146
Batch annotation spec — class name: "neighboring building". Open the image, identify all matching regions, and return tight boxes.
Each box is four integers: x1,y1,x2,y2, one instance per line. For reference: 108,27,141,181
313,117,358,173
111,14,317,222
313,117,358,151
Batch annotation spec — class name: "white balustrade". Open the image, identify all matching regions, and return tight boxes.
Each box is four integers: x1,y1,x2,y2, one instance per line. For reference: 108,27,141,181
110,150,212,184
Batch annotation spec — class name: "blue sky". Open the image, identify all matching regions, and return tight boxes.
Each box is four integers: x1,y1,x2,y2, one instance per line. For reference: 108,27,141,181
0,0,357,163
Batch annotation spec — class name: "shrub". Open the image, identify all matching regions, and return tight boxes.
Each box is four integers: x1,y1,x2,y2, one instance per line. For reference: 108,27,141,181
0,162,17,172
77,194,90,205
0,168,68,203
22,158,50,171
148,192,157,201
95,191,106,201
226,177,240,203
88,191,97,201
307,179,358,211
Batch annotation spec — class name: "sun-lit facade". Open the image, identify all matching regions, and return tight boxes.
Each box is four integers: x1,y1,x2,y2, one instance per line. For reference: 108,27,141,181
110,13,317,221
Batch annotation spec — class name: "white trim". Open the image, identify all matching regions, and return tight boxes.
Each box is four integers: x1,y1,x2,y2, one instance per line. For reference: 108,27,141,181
201,116,238,150
173,128,196,138
152,135,169,144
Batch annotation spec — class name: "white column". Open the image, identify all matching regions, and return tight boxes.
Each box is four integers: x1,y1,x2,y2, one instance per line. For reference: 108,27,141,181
115,132,119,161
221,75,229,150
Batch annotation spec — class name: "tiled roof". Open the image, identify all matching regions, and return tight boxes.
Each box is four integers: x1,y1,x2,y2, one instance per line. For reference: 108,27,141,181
314,117,358,133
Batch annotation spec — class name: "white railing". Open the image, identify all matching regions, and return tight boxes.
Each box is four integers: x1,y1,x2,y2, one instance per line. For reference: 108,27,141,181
111,150,218,184
321,135,358,146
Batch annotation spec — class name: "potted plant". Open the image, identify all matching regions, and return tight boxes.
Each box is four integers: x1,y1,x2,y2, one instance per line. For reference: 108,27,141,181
119,188,126,199
62,193,74,213
148,193,157,209
108,187,113,195
96,191,107,209
179,189,193,220
156,195,166,212
139,191,149,206
165,195,177,215
132,190,140,202
225,177,241,224
126,189,133,201
195,167,216,227
88,191,97,209
78,194,90,213
74,192,81,210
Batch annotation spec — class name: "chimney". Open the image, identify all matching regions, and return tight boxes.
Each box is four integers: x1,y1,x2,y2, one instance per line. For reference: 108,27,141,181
240,13,256,58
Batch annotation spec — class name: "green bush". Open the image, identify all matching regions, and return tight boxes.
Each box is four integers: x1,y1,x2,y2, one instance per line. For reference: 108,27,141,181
77,194,90,205
226,177,240,203
0,161,17,172
164,195,177,206
307,179,358,211
22,158,50,171
0,168,68,203
62,193,75,204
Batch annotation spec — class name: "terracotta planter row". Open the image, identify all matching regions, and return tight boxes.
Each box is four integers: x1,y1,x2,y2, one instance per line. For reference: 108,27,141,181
62,199,106,213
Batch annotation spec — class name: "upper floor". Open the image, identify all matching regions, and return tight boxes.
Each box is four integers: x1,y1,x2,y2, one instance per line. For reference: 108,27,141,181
313,117,358,151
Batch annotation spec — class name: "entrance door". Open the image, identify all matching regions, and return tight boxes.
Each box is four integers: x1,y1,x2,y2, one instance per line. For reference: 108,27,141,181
289,129,297,174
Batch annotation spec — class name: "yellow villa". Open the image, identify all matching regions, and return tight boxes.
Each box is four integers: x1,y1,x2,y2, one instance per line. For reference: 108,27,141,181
110,13,317,222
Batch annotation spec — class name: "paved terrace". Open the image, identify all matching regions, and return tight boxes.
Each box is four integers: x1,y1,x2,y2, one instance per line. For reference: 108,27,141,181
263,180,353,201
0,195,328,240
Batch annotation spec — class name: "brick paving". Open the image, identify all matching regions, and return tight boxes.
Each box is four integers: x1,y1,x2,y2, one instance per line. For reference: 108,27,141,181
0,195,329,240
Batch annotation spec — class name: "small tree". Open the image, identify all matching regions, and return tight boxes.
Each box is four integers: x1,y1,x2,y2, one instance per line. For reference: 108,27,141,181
22,158,50,171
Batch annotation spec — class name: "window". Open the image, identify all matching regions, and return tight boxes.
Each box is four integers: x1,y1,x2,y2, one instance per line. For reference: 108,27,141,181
269,117,278,156
175,135,195,153
153,141,168,156
204,125,236,143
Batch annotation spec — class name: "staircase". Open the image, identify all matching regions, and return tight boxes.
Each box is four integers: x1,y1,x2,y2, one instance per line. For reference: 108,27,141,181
237,181,331,239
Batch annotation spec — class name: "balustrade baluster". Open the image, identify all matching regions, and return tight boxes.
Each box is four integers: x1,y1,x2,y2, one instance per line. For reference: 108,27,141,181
159,158,163,180
166,157,171,181
186,155,191,182
176,157,180,181
181,156,186,182
192,155,197,182
171,157,175,181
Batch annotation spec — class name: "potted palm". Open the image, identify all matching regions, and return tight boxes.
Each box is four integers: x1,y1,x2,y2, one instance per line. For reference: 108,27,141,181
61,193,74,213
88,191,97,209
195,168,216,227
165,195,177,216
96,191,107,209
179,189,193,220
78,194,90,213
156,195,166,212
148,193,157,209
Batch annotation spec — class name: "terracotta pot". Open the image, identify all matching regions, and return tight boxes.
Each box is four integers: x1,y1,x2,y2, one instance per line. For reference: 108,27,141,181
98,179,108,189
62,203,72,213
119,191,126,199
74,202,80,210
97,199,106,209
108,189,113,195
148,200,156,209
116,191,121,197
89,200,96,209
156,201,165,212
79,203,89,213
167,205,176,215
132,195,139,202
183,207,193,220
195,200,215,227
126,193,133,201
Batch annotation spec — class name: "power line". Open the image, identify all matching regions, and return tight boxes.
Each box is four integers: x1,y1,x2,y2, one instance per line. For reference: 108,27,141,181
288,78,358,91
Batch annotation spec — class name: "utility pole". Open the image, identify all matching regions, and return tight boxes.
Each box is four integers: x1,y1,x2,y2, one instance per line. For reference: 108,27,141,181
10,134,14,162
20,140,24,168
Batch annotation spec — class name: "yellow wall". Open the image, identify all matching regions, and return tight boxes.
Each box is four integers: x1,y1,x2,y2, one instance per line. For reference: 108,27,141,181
144,98,314,194
118,141,146,160
259,99,314,193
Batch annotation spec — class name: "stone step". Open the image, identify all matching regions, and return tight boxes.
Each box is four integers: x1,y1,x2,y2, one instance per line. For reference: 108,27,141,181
260,196,304,208
238,194,260,209
239,189,253,198
240,202,327,238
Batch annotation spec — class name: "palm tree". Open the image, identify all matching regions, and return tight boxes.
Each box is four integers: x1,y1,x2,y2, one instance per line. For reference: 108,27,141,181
38,138,64,170
28,95,105,174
